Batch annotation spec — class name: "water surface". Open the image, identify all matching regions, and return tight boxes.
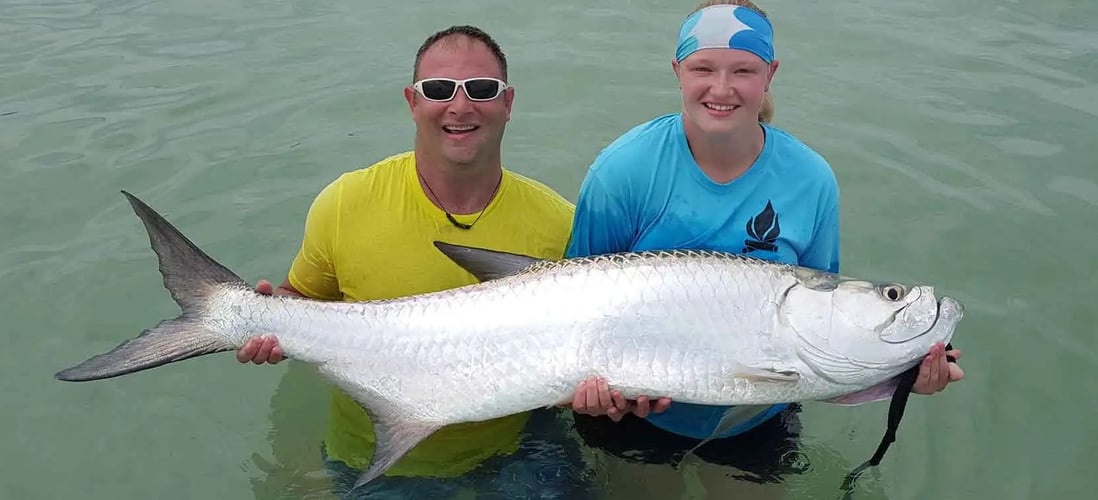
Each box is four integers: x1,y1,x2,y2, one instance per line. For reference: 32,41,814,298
2,0,1095,498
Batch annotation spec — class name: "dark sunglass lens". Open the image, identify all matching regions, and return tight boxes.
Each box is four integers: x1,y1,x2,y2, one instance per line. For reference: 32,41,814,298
464,79,501,100
421,80,457,100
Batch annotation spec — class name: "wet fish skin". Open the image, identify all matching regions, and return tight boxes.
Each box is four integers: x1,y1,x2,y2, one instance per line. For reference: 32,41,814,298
54,191,963,490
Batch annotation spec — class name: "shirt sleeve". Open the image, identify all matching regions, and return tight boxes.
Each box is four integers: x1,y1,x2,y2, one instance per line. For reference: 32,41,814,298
287,177,345,301
799,180,840,274
565,165,638,259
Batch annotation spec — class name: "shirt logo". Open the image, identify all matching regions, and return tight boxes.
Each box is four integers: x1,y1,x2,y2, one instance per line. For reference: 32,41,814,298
743,200,780,254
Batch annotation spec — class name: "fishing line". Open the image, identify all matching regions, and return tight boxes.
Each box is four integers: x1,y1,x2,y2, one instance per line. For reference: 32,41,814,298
838,343,957,498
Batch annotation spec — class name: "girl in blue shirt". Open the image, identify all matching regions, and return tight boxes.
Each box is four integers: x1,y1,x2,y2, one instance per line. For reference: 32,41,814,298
565,0,963,487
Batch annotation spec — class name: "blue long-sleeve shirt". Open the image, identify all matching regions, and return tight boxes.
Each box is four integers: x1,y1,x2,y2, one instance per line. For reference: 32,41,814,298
566,113,840,439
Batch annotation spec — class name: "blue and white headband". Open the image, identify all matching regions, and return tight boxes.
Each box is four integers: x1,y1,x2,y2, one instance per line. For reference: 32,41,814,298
675,5,774,63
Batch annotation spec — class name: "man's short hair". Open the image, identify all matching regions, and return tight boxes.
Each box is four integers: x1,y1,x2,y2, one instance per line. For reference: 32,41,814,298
413,25,509,82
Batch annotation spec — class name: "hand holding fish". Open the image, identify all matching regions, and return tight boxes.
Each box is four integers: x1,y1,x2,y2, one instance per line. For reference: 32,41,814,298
569,377,671,421
235,280,285,365
913,342,964,394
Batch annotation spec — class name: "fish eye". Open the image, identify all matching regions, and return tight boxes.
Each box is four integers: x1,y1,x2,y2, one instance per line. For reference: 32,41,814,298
879,284,906,301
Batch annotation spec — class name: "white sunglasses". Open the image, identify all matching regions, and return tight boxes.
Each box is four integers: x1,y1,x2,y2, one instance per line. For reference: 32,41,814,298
412,77,509,102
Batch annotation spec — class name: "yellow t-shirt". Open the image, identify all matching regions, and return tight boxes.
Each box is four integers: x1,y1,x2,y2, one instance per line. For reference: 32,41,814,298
286,151,575,478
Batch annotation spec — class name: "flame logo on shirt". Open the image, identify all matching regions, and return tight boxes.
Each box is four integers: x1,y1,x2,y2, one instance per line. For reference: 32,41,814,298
743,200,780,253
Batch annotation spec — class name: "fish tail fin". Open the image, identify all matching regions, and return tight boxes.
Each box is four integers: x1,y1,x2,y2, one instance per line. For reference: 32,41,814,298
54,190,247,382
54,317,236,382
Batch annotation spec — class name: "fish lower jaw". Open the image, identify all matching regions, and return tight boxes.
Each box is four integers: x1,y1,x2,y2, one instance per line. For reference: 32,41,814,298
923,297,962,347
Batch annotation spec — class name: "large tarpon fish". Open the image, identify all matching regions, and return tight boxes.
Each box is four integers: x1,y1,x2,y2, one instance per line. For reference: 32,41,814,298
56,191,963,490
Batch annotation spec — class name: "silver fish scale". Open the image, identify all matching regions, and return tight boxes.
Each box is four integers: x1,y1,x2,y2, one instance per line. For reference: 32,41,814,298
214,250,838,425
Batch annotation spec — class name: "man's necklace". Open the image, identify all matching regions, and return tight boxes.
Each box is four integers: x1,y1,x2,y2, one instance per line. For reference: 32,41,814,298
417,169,502,230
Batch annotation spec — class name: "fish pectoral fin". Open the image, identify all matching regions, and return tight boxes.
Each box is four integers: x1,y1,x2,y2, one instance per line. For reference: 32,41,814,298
737,365,801,383
432,241,543,282
351,411,441,491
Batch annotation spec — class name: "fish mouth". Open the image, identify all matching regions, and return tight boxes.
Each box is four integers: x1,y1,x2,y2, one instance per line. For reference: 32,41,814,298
934,296,963,342
882,295,963,345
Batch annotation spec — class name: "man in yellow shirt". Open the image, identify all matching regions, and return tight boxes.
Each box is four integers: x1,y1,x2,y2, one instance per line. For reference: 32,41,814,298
235,25,583,498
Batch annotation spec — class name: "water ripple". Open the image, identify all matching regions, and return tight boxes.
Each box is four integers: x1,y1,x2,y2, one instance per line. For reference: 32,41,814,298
3,1,1097,499
1048,176,1098,207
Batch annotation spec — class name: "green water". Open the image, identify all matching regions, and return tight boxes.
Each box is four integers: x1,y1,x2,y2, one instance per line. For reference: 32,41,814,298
3,0,1095,498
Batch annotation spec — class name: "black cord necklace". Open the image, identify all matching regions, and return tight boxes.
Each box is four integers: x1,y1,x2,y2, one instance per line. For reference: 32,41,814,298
417,168,501,230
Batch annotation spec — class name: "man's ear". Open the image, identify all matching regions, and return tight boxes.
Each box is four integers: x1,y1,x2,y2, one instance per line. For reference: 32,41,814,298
404,86,417,113
503,87,515,120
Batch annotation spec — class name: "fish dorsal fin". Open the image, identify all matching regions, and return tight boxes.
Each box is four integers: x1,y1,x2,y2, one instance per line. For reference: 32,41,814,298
351,405,440,492
433,241,543,282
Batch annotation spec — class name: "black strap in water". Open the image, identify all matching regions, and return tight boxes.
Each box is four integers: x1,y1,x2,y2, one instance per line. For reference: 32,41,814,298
839,343,957,497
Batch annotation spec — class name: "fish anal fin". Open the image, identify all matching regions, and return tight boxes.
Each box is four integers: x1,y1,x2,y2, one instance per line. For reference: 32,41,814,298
351,408,440,491
432,241,542,282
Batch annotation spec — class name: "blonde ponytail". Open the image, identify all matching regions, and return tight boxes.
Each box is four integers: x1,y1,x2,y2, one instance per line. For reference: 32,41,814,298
761,93,773,123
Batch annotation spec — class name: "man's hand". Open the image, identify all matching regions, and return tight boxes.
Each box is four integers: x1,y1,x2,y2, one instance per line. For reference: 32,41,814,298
235,280,285,365
913,342,964,394
567,377,671,421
